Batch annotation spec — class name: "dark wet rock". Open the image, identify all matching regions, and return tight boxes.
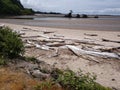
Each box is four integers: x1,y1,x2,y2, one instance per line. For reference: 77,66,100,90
31,70,50,80
94,15,99,18
112,78,116,81
82,14,88,18
76,14,80,18
38,61,54,73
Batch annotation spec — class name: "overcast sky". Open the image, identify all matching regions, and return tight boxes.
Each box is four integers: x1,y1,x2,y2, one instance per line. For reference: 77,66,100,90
20,0,120,15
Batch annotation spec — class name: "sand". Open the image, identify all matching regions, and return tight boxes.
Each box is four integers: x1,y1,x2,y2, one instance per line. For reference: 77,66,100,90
0,22,120,89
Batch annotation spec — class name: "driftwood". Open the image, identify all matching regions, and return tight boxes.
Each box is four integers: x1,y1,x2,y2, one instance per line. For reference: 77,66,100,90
23,27,39,32
25,43,35,48
65,39,102,46
118,35,120,37
102,38,120,43
16,31,26,36
46,41,77,47
54,34,64,38
26,40,34,44
39,39,65,43
93,46,120,52
35,44,49,50
66,45,120,59
84,33,98,36
25,40,50,49
22,35,41,38
39,34,50,39
23,27,30,29
46,43,66,47
49,37,64,39
84,36,98,42
35,44,50,50
43,31,55,34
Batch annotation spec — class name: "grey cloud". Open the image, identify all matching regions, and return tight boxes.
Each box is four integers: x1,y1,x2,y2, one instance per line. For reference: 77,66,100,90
20,0,120,15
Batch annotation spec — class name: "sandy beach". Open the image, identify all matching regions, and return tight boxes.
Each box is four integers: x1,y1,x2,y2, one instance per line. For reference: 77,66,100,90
0,21,120,89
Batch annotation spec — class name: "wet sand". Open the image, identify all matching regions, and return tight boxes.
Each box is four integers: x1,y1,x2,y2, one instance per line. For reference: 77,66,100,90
0,15,120,31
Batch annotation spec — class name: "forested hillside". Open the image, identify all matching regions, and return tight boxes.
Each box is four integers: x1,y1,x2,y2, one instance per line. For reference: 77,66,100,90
0,0,34,15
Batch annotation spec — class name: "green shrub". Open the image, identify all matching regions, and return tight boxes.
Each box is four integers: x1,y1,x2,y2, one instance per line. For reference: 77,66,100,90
55,70,111,90
34,80,53,90
0,26,24,58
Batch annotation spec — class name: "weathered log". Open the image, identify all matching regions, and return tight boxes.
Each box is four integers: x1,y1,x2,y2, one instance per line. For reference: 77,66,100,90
46,43,66,47
39,39,65,43
43,31,55,34
66,45,120,59
46,41,77,47
84,33,98,36
35,44,50,50
22,35,41,38
23,27,38,32
93,46,120,52
65,39,102,46
102,38,120,43
26,40,34,44
25,43,35,48
16,31,26,36
50,37,64,39
39,34,50,39
54,34,64,37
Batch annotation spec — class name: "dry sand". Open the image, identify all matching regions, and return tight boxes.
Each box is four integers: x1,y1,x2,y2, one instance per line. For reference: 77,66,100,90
0,22,120,89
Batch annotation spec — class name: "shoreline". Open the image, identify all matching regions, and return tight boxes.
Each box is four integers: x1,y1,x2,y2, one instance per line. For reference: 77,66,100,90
0,16,120,31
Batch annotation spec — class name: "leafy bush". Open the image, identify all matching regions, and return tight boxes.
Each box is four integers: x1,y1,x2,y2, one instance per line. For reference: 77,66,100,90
54,70,111,90
0,26,24,58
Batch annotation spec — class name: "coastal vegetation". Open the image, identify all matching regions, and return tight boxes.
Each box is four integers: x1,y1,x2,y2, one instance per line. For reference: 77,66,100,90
0,0,34,15
0,26,24,60
34,69,111,90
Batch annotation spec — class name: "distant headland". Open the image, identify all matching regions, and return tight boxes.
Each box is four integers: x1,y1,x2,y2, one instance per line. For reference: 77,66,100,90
0,0,34,16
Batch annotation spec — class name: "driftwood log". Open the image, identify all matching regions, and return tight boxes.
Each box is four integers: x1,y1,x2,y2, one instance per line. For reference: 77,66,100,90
102,38,120,43
66,45,120,59
65,39,102,46
84,33,98,36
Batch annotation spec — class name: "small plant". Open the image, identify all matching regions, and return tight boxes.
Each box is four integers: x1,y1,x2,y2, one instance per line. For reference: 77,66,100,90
0,26,24,58
25,56,37,62
55,70,111,90
34,80,53,90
